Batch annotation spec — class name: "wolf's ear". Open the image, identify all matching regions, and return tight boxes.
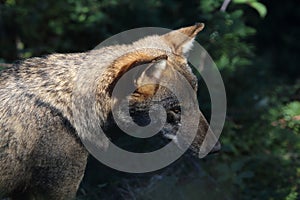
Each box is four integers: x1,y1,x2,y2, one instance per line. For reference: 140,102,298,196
134,59,169,97
163,23,204,55
106,49,168,97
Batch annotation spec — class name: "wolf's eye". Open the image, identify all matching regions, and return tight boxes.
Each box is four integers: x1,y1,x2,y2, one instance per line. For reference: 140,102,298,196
167,110,180,124
172,109,180,114
170,105,181,114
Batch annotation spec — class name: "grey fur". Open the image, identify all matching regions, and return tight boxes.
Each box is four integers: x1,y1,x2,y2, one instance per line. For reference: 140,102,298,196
0,24,219,199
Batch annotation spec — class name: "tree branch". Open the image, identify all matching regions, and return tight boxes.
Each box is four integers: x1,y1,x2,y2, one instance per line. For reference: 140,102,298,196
220,0,232,12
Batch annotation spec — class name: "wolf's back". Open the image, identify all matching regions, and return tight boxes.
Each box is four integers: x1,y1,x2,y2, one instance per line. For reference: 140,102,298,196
0,56,88,199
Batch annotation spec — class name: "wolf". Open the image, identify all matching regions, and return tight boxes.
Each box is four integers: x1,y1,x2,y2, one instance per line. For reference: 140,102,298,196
0,23,220,199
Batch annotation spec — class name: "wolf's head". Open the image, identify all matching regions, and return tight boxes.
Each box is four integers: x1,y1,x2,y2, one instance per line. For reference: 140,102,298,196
96,23,221,156
74,24,220,159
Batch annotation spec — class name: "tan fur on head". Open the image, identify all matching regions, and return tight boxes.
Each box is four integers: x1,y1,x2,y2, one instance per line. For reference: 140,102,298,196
106,49,168,96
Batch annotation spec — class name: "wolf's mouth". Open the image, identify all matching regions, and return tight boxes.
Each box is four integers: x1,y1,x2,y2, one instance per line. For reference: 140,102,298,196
163,132,221,156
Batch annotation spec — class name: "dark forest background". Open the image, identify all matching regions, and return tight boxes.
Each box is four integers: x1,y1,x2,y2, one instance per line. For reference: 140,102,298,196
0,0,299,199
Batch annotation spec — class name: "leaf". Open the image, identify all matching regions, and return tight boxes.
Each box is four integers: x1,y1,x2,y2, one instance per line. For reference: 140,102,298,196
232,0,267,18
248,2,267,18
233,0,250,3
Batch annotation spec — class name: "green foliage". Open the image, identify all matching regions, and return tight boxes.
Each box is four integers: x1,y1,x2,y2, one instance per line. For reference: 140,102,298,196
272,101,300,133
0,0,299,199
197,0,256,75
285,187,299,200
233,0,267,18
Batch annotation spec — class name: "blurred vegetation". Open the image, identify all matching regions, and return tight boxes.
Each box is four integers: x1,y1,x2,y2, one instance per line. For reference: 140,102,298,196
0,0,299,199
